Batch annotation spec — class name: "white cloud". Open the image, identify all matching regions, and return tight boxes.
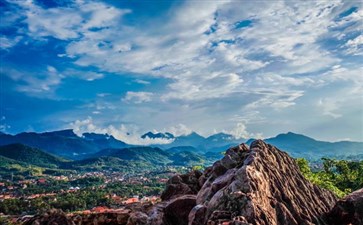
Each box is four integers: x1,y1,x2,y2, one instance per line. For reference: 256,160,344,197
122,91,153,104
63,69,104,81
318,98,342,119
0,36,22,49
54,0,354,106
97,93,110,97
345,35,363,55
163,72,243,100
163,124,192,137
244,89,304,110
69,117,174,145
1,65,105,96
134,79,150,85
223,122,263,140
255,73,314,87
3,65,63,95
0,116,10,132
320,65,363,92
15,0,130,40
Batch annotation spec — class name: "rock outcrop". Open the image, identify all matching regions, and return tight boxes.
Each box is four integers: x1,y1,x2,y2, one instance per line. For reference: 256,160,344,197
327,188,363,225
23,209,74,225
188,140,337,225
161,170,202,201
24,140,363,225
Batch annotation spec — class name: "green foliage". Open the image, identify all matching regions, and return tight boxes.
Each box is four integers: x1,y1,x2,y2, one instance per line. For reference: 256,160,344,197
0,178,165,215
296,158,363,198
65,156,158,172
192,165,204,171
0,190,110,215
170,151,205,166
106,147,172,165
0,144,67,168
0,216,19,225
0,156,46,180
296,158,311,174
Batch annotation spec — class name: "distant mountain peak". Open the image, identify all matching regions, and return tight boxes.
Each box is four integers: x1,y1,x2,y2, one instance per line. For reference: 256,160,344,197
82,132,111,140
207,132,236,141
182,131,204,138
41,129,78,138
274,132,316,141
141,131,175,139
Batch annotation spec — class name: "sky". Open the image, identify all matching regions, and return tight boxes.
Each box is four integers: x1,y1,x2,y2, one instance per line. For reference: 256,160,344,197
0,0,362,144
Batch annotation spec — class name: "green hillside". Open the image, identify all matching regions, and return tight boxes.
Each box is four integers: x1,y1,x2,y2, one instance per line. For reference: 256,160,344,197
111,147,172,165
0,143,68,168
170,151,205,166
65,156,155,172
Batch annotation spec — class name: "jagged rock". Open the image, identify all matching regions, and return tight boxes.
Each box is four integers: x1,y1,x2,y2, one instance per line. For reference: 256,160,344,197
71,210,132,225
211,161,228,177
195,140,337,225
164,195,196,225
147,203,167,225
161,170,202,201
160,182,192,201
127,212,148,225
198,167,213,187
23,209,74,225
188,204,207,225
327,188,363,225
117,212,131,224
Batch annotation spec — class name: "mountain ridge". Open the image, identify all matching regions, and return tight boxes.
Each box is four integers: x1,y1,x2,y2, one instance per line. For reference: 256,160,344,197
1,130,362,160
0,129,129,159
0,143,68,168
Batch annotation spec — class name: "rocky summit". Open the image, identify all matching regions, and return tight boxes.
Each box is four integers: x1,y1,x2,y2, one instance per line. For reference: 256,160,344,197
24,140,363,225
160,140,338,225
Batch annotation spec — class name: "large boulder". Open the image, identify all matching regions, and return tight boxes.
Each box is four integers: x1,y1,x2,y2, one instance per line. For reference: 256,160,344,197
127,212,149,225
164,195,196,225
23,209,75,225
161,170,202,201
327,188,363,225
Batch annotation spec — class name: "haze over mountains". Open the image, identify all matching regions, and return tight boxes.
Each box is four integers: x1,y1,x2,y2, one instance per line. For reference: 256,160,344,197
0,129,362,161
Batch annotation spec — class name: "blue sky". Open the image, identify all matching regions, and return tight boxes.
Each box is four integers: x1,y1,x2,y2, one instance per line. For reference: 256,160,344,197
0,0,362,143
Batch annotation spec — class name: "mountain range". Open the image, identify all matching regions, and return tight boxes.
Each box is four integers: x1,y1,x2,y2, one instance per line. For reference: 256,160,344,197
0,130,362,161
0,143,208,176
247,132,363,160
0,143,68,168
0,129,129,159
141,131,175,139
